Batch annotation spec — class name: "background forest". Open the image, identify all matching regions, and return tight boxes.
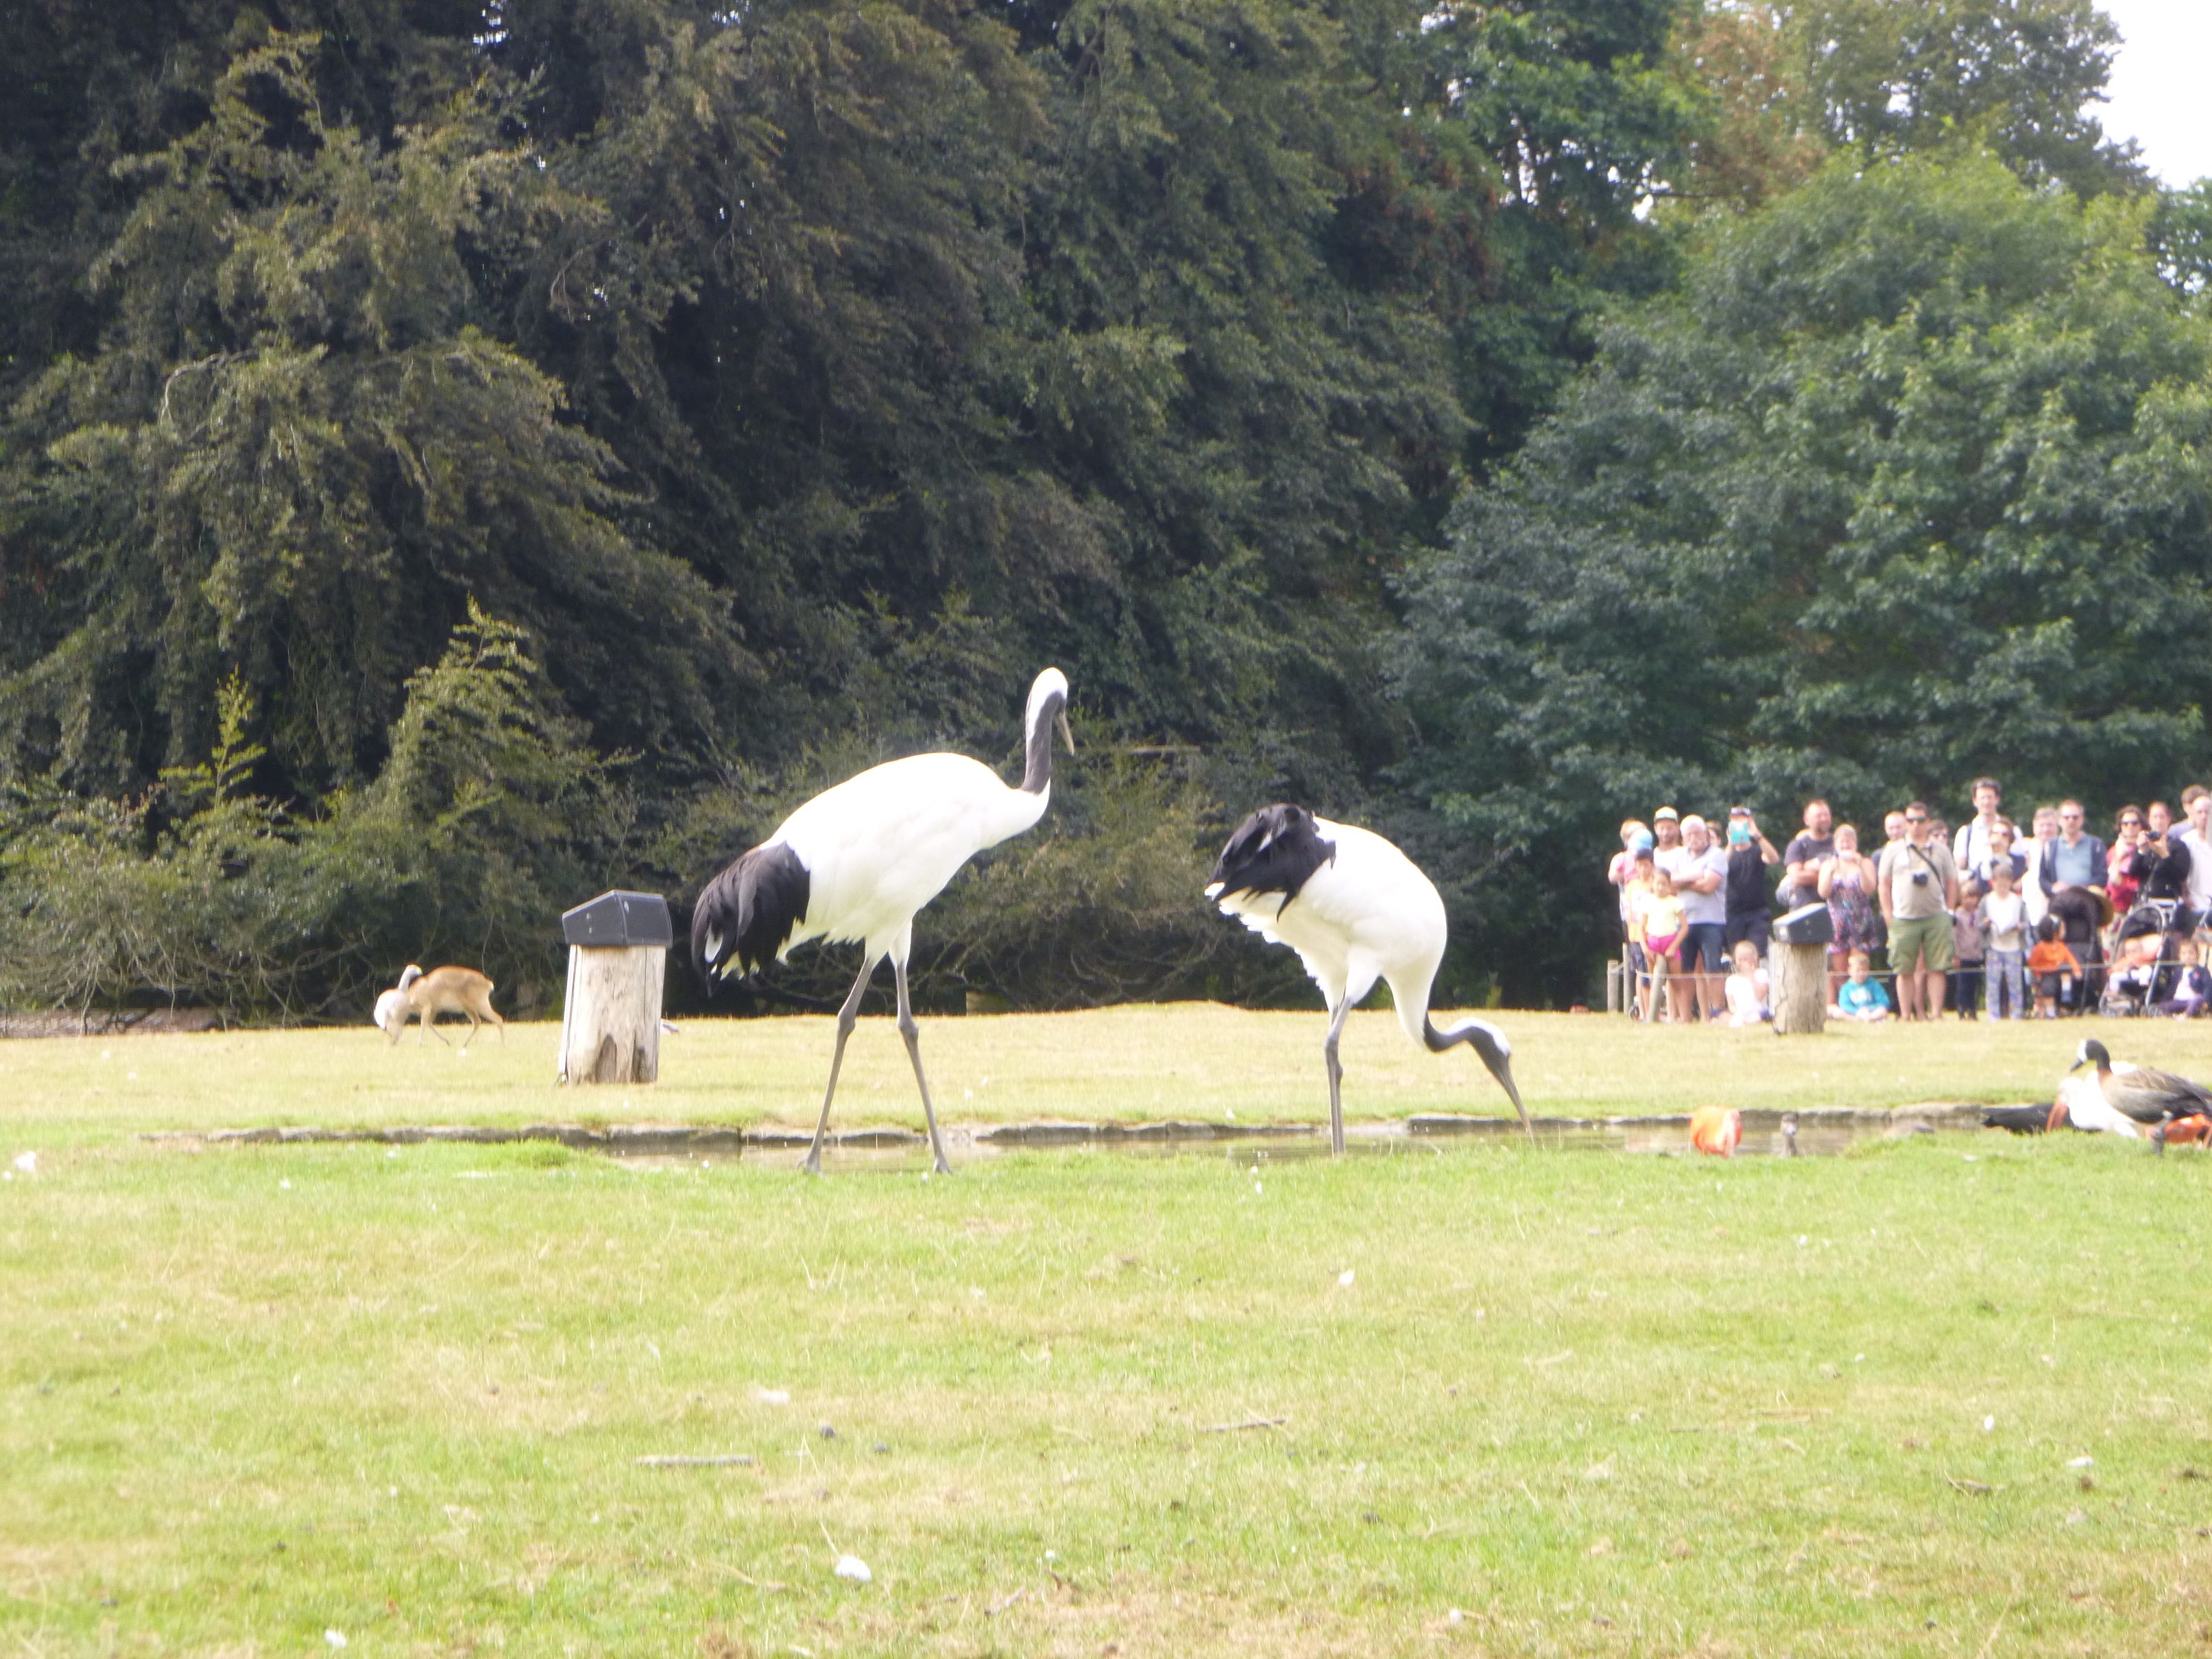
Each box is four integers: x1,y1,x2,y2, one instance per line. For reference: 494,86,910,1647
3,0,2209,1020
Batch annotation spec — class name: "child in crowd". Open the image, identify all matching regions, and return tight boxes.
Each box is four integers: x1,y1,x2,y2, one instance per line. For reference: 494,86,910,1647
1978,861,2028,1019
2028,916,2080,1018
2154,939,2212,1018
1836,950,1890,1022
1640,866,1686,1023
1949,877,1985,1019
1724,938,1770,1026
1624,849,1657,1021
2108,931,2161,1014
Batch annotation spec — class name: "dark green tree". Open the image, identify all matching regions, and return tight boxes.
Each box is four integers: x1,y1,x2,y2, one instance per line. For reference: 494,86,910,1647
1661,0,2145,205
1789,0,2141,194
1393,153,2212,1002
1,27,730,797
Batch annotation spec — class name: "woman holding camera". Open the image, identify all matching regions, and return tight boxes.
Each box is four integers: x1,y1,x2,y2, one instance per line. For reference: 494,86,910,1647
1818,823,1882,999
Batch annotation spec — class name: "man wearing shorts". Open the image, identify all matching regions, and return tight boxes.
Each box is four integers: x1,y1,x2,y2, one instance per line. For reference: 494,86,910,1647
1877,800,1959,1020
1660,814,1730,1021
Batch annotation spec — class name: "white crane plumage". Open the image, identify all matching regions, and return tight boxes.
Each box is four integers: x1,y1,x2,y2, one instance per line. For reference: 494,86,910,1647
690,668,1074,1174
2056,1038,2212,1144
1206,804,1528,1154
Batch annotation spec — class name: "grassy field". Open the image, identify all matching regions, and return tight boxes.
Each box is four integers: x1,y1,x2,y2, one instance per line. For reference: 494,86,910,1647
6,1009,2212,1656
5,1003,2209,1147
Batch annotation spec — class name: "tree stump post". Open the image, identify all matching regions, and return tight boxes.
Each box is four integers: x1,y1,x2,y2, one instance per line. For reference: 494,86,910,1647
1768,905,1834,1036
559,890,673,1085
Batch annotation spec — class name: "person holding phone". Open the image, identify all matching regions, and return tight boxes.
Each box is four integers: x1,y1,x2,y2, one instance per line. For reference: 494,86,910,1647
1722,806,1780,960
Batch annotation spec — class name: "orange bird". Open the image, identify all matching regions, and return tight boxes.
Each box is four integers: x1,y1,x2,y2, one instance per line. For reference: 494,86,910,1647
1690,1106,1742,1158
2153,1113,2212,1153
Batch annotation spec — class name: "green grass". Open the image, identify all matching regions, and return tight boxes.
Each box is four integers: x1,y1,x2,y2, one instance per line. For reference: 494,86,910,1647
6,1010,2212,1655
1,1003,2198,1147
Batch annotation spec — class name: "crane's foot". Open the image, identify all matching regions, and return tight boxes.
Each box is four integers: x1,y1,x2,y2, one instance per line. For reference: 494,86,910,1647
801,1150,826,1176
930,1158,954,1178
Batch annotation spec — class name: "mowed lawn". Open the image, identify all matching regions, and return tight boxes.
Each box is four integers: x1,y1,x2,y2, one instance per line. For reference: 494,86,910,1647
8,1003,2211,1145
5,1010,2212,1656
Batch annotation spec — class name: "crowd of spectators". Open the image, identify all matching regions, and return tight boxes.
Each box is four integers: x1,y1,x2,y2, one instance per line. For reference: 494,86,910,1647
1607,776,2212,1024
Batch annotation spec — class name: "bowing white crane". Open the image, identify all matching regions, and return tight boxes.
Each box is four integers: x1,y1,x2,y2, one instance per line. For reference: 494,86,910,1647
1205,804,1528,1154
690,668,1074,1175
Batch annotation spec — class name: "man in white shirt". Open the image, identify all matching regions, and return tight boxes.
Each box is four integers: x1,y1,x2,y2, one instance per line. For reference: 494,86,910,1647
1953,776,2004,877
2176,785,2212,931
1659,815,1729,1022
2021,804,2060,931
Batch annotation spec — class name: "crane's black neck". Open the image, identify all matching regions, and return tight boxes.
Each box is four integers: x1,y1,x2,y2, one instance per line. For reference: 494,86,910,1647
1020,689,1066,796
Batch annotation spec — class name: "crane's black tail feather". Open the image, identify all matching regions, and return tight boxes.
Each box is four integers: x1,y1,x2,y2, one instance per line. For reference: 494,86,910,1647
690,844,810,988
1207,804,1334,908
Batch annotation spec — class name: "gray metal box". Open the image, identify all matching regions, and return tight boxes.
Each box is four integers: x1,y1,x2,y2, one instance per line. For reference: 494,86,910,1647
562,890,674,949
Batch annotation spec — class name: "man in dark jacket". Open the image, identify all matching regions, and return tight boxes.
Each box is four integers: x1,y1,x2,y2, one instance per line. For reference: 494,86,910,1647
1722,807,1781,957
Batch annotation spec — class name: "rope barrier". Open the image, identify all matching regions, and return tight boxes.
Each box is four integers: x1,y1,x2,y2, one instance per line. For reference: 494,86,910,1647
1610,923,2210,1018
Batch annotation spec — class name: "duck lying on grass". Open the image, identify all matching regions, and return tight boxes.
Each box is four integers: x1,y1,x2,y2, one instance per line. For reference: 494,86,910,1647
1982,1040,2212,1152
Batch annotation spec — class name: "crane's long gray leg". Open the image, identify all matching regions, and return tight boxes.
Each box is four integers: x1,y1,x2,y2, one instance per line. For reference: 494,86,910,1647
892,957,954,1175
804,955,879,1175
1322,996,1352,1157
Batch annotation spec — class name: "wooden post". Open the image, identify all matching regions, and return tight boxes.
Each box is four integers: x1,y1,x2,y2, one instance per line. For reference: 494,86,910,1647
1770,942,1829,1034
559,890,673,1085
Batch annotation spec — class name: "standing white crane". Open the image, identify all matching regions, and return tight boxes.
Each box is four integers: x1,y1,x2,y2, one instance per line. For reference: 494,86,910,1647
1206,804,1528,1154
690,668,1074,1175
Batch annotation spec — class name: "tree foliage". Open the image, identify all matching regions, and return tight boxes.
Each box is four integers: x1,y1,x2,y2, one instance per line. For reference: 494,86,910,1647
1394,153,2212,1001
0,0,2180,1015
1661,0,2143,211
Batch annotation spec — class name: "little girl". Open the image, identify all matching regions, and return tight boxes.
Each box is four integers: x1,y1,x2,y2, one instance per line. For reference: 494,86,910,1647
1724,938,1770,1026
1949,877,1986,1019
1640,866,1687,1023
2155,940,2211,1018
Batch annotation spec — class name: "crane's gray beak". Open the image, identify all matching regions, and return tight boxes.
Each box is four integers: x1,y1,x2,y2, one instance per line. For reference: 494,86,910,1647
1465,1026,1532,1141
1057,709,1076,754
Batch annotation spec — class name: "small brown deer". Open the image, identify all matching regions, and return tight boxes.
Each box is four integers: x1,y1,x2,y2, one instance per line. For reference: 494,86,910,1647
379,964,505,1049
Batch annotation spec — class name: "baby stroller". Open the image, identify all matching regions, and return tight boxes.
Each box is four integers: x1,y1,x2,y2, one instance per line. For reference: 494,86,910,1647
2110,897,2188,1011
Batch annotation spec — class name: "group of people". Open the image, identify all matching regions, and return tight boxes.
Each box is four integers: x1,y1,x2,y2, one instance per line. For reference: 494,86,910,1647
1608,778,2212,1025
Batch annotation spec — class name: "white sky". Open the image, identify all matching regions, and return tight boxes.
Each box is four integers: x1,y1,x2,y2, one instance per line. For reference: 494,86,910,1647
2097,0,2212,187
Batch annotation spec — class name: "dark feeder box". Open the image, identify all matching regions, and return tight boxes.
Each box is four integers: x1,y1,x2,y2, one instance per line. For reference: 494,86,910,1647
559,890,672,1084
1768,902,1835,1036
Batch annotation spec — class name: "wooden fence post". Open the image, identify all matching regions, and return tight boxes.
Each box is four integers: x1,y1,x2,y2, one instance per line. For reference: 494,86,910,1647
1769,905,1834,1036
559,890,673,1085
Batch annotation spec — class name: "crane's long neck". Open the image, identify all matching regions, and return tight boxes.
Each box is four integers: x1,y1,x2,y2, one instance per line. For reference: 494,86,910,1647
1020,691,1066,796
1418,1003,1529,1133
1392,977,1435,1049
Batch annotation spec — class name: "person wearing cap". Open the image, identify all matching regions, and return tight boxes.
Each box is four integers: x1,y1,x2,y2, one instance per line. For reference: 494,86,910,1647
1652,807,1683,857
1608,820,1654,967
1722,807,1781,960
